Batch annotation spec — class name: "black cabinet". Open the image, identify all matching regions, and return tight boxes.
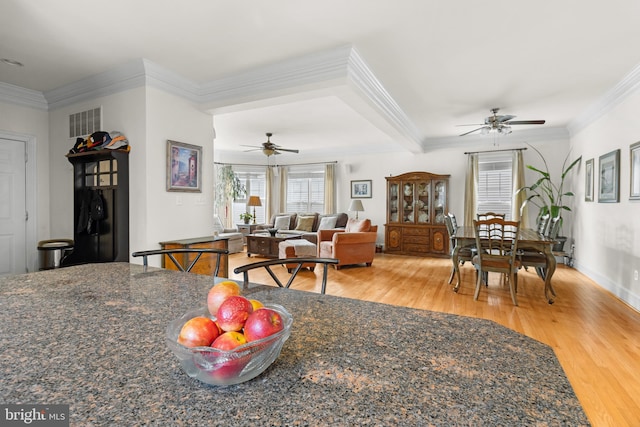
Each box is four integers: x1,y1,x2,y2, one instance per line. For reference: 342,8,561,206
64,149,129,265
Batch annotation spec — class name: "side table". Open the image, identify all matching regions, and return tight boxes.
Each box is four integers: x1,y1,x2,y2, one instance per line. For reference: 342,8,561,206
236,223,264,244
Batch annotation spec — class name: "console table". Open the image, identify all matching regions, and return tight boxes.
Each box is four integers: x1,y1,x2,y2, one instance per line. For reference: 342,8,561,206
159,236,229,277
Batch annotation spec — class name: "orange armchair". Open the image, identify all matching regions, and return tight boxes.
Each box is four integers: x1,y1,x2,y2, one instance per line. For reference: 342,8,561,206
318,219,378,269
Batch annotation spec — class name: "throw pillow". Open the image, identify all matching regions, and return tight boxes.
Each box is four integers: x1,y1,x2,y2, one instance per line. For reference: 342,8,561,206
295,215,315,232
317,216,338,230
274,215,291,230
345,218,371,232
212,215,225,234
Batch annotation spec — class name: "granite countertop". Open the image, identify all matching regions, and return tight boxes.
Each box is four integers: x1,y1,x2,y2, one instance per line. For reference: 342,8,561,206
0,263,589,426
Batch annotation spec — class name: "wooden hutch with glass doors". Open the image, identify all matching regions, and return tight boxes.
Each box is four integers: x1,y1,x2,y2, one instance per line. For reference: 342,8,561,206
385,171,449,257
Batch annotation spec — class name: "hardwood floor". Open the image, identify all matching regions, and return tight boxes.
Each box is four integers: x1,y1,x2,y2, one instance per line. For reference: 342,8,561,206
227,250,640,427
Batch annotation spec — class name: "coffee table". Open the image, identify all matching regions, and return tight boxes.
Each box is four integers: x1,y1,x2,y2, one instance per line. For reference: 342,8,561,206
246,233,302,258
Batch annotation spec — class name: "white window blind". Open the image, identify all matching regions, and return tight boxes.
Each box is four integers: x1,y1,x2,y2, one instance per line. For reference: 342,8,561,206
286,166,325,213
477,152,513,220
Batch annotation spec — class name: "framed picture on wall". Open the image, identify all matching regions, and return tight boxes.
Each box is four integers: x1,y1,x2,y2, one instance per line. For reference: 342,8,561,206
584,158,594,202
167,140,202,192
630,141,640,200
598,149,620,203
351,180,372,198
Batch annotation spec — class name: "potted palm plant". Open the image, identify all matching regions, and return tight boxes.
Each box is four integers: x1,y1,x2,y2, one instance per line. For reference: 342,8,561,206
517,143,581,251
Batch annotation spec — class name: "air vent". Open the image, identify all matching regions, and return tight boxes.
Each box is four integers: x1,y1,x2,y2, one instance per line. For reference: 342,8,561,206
69,107,101,139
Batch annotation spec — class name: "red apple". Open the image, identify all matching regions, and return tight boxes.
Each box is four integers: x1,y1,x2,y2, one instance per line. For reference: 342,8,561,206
216,295,253,332
177,316,220,348
207,280,240,316
208,331,250,380
211,330,247,350
243,308,284,342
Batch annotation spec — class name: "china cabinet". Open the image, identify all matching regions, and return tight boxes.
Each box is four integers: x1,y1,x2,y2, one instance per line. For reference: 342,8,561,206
385,171,449,257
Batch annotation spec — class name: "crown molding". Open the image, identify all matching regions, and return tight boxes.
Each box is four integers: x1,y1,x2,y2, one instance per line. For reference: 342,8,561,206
0,82,48,110
199,45,352,106
346,48,423,151
568,61,640,136
31,46,422,153
44,60,148,110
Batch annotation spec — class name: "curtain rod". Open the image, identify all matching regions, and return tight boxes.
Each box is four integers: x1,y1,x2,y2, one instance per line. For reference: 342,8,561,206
214,160,338,167
464,147,527,155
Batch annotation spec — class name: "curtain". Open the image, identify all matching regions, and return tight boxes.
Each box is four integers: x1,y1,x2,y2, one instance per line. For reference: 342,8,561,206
512,150,529,227
265,166,273,221
324,163,335,213
278,166,288,213
464,153,478,227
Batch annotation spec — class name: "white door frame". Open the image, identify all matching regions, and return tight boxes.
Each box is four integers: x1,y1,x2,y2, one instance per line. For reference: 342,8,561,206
0,131,37,273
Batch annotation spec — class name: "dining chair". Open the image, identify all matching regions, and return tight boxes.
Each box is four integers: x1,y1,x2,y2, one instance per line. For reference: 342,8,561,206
132,248,229,276
476,212,506,221
472,218,521,305
518,216,561,281
233,257,339,294
445,214,476,284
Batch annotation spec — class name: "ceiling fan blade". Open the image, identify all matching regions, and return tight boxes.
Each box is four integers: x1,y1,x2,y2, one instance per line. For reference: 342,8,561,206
507,120,546,125
497,115,516,123
456,123,484,127
459,127,486,136
240,144,262,148
276,148,299,153
243,148,262,152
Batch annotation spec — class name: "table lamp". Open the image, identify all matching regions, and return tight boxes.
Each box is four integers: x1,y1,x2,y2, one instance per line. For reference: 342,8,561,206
349,199,364,219
247,196,262,224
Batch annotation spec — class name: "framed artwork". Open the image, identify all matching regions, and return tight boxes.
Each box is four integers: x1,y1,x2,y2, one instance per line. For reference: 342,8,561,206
630,141,640,200
167,140,202,192
584,158,594,202
598,149,620,203
351,180,372,198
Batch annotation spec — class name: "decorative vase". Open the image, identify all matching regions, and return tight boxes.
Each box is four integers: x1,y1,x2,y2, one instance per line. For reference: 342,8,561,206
243,218,250,224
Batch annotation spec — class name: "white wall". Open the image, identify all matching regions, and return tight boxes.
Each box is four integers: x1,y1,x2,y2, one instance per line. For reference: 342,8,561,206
47,86,214,268
570,92,640,311
48,87,147,245
140,87,215,257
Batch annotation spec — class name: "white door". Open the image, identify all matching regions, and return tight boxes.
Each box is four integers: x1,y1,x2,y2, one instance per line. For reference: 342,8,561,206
0,137,27,276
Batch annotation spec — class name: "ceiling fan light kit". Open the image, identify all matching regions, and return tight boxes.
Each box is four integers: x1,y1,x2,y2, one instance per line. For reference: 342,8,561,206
458,108,544,136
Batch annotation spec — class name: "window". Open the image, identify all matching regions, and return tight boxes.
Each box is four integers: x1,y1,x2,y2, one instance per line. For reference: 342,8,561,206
477,152,513,220
231,167,266,224
286,166,325,213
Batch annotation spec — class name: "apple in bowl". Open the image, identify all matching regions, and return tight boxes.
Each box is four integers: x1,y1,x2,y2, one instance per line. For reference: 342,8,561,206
166,304,293,386
244,308,285,342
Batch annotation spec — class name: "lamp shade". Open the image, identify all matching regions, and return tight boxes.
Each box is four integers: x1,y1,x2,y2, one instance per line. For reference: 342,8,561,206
247,196,262,207
349,199,364,219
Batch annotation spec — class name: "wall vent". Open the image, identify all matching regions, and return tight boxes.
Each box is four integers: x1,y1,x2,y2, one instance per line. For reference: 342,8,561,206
69,107,101,139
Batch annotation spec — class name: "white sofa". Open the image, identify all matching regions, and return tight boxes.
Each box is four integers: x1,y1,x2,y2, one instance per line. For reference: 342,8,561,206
212,216,244,254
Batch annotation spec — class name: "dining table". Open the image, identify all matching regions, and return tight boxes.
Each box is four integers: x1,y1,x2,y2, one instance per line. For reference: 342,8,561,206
0,262,588,425
451,226,558,303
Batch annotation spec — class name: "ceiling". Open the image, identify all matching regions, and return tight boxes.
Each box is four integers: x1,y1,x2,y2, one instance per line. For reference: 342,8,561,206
2,1,640,160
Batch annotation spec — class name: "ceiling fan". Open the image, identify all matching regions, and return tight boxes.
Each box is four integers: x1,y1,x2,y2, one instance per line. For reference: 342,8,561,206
241,132,300,157
458,108,545,136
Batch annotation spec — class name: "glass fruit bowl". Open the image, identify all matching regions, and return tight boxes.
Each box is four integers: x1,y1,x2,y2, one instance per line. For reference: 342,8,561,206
166,304,293,386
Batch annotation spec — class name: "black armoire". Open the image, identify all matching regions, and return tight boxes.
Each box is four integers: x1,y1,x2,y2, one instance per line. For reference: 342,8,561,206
64,149,129,265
